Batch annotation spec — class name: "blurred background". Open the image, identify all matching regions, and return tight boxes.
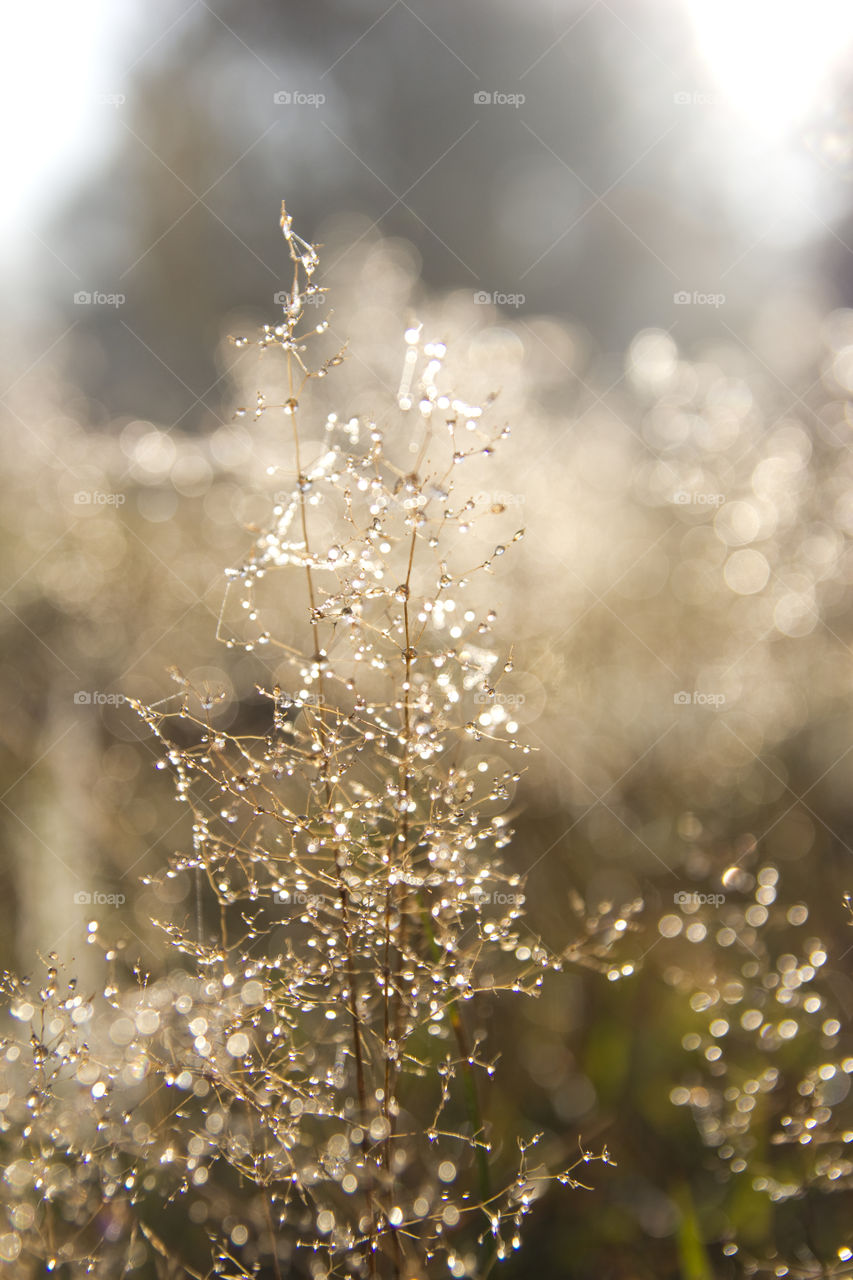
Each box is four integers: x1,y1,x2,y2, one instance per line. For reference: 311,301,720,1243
2,1,853,1276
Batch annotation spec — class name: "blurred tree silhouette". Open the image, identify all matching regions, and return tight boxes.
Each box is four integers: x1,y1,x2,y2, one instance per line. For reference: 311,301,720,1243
29,0,851,428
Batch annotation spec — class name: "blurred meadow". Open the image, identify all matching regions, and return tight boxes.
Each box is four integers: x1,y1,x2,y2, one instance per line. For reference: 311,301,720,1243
2,2,853,1277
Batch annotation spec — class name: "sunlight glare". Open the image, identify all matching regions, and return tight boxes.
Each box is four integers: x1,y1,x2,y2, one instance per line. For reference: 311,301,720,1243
685,0,853,138
0,1,128,239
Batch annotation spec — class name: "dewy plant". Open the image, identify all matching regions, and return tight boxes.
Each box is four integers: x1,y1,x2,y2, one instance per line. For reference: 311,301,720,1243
1,205,615,1280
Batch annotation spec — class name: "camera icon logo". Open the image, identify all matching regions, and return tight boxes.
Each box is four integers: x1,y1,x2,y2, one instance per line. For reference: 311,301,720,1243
673,491,691,505
73,491,92,504
273,90,292,104
73,291,92,305
673,290,691,304
473,290,492,304
74,890,92,905
673,691,692,705
74,691,92,705
474,91,492,104
673,91,692,105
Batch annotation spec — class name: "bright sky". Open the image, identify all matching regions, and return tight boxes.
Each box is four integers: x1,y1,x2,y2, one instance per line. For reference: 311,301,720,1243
685,0,853,139
0,1,138,244
1,0,852,265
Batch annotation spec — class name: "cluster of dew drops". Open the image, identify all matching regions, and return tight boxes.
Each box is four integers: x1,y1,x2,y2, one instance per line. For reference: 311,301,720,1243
662,864,853,1272
0,206,623,1279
